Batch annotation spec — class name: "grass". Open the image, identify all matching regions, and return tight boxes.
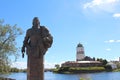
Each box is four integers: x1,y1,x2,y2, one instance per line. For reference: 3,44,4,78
53,67,105,74
113,68,120,72
69,67,105,71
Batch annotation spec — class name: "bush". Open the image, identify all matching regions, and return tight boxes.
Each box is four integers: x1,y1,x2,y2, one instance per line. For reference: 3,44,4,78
59,67,70,71
104,65,112,71
10,68,20,72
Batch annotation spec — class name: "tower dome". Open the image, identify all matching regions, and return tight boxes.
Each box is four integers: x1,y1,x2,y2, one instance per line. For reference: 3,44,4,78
77,43,83,47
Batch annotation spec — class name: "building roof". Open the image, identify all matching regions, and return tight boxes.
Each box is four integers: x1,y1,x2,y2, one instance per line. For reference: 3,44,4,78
77,43,83,47
63,61,101,64
77,61,101,63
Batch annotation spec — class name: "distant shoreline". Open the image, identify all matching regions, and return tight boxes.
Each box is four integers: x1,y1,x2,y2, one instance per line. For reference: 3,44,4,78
0,77,15,80
53,66,118,74
54,69,105,74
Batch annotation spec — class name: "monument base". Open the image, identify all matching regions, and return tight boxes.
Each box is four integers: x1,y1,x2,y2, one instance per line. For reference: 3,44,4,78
27,54,44,80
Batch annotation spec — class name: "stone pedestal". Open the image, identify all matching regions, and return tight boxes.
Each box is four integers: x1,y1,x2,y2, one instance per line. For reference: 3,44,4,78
27,54,44,80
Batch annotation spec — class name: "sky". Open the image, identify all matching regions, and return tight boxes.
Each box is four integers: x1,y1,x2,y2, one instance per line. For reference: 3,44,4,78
0,0,120,69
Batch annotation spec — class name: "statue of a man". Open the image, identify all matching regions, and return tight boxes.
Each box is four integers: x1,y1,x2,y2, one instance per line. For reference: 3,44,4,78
21,17,53,80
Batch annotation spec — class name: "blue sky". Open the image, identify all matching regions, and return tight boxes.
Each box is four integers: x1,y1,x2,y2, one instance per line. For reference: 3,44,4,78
0,0,120,69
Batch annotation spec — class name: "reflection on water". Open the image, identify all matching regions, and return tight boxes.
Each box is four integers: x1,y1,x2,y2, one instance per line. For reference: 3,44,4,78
0,72,120,80
78,73,92,80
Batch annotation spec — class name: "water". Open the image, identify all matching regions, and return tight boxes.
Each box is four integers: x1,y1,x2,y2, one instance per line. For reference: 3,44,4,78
0,72,120,80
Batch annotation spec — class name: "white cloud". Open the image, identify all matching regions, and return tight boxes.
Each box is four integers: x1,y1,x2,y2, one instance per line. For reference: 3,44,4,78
84,0,119,9
116,40,120,42
106,48,111,51
44,61,56,69
11,62,27,69
109,40,115,43
44,61,64,69
84,0,103,9
113,13,120,18
104,40,120,43
104,40,115,43
110,57,120,61
83,0,120,14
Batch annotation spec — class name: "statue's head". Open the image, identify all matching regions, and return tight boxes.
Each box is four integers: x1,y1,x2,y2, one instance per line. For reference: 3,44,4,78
32,17,40,26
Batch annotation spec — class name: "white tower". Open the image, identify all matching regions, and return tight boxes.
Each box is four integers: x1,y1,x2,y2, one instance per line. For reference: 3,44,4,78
76,43,85,61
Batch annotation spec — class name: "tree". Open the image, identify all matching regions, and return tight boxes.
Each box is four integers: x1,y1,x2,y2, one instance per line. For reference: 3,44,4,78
0,20,22,73
115,62,120,69
93,57,95,61
96,58,108,66
104,65,112,71
55,64,60,69
102,59,108,65
97,58,100,61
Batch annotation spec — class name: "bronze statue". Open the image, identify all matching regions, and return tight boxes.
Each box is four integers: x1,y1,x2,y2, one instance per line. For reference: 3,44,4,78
21,17,53,80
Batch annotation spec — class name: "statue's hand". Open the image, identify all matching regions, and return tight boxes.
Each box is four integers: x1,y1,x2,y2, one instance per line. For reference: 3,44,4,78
21,47,25,58
22,53,24,58
22,47,25,53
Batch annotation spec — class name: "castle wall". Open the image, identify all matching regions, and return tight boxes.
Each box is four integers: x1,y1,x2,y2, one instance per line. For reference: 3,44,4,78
62,61,102,67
